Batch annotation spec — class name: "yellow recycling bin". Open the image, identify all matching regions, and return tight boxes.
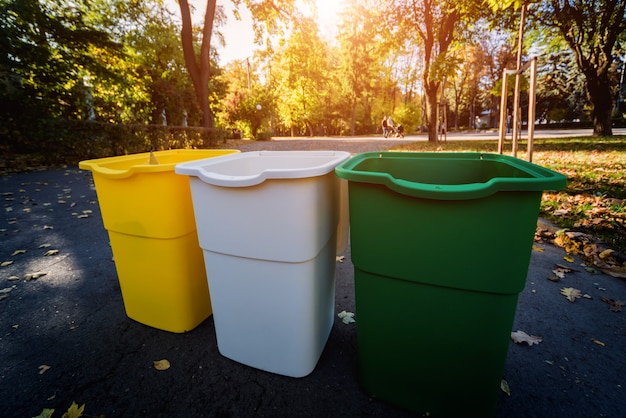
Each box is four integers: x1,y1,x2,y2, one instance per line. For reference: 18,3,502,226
79,149,239,333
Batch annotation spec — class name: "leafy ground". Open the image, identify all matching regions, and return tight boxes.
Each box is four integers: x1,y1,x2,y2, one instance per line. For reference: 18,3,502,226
391,136,626,257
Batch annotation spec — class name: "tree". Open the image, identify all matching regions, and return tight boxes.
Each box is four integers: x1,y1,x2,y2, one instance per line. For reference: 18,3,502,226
537,0,626,136
177,0,301,130
178,0,215,128
0,0,122,120
488,0,626,136
336,0,387,135
125,6,199,126
393,0,484,142
270,17,331,136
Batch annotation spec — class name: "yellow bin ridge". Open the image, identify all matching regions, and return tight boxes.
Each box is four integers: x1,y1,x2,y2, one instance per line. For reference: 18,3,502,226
79,149,239,332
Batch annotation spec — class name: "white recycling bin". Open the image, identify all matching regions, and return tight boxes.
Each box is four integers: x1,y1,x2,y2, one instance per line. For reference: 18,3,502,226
175,151,351,377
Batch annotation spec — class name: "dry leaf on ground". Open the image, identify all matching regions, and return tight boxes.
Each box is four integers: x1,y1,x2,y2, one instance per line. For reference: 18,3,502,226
500,379,511,396
38,365,51,374
153,359,170,371
511,330,543,346
560,287,582,302
0,286,17,294
600,297,625,312
337,310,356,324
24,271,47,280
61,401,85,418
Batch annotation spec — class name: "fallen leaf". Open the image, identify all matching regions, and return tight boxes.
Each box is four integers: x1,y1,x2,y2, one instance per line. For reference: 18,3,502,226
24,271,47,280
38,365,51,374
552,268,568,279
82,210,93,214
563,255,575,263
153,359,170,371
555,263,577,272
8,276,19,281
599,249,614,259
1,261,14,267
39,243,51,248
532,245,544,252
600,297,625,312
43,225,54,230
336,255,345,263
337,310,356,324
596,265,626,279
500,379,511,396
592,339,605,346
77,214,89,219
61,401,85,418
0,295,8,301
44,249,59,256
12,249,26,256
511,330,543,346
547,276,561,282
583,294,593,299
32,408,55,418
0,286,17,294
560,287,582,302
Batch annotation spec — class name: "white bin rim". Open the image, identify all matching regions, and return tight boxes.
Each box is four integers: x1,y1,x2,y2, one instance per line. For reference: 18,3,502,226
175,150,351,187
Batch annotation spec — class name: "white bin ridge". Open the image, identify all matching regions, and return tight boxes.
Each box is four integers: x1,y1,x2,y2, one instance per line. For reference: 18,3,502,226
175,150,351,377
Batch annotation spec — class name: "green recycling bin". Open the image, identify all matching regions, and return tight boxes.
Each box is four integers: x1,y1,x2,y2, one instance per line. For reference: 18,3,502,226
335,152,566,417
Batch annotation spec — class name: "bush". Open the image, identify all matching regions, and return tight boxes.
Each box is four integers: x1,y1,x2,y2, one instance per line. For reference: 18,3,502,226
255,131,274,141
1,119,229,167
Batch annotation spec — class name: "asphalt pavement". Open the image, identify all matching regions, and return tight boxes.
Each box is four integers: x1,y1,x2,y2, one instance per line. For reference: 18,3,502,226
1,138,625,417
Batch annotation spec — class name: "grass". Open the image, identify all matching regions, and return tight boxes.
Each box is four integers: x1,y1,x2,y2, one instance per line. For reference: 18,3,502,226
389,136,626,255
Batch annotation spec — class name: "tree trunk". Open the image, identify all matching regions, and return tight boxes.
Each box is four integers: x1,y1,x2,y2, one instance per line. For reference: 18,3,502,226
179,0,215,129
586,72,613,136
425,81,440,143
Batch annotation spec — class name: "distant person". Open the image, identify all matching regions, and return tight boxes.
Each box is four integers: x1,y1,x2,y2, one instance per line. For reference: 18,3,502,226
387,116,396,136
396,124,404,138
381,116,389,138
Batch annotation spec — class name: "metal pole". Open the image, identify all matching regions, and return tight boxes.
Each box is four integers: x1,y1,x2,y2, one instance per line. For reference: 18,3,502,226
511,4,526,158
527,57,537,162
498,69,509,154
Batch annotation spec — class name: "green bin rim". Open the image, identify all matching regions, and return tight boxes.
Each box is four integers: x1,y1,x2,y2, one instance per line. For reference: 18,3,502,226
334,152,567,200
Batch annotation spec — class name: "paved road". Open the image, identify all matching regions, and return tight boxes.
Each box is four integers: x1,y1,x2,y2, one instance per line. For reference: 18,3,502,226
268,127,626,142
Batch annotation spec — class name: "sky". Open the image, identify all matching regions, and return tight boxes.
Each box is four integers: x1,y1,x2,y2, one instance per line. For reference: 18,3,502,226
164,0,344,64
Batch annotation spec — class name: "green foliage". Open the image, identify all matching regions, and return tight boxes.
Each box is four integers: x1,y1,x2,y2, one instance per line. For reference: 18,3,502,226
393,104,421,134
1,119,229,168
